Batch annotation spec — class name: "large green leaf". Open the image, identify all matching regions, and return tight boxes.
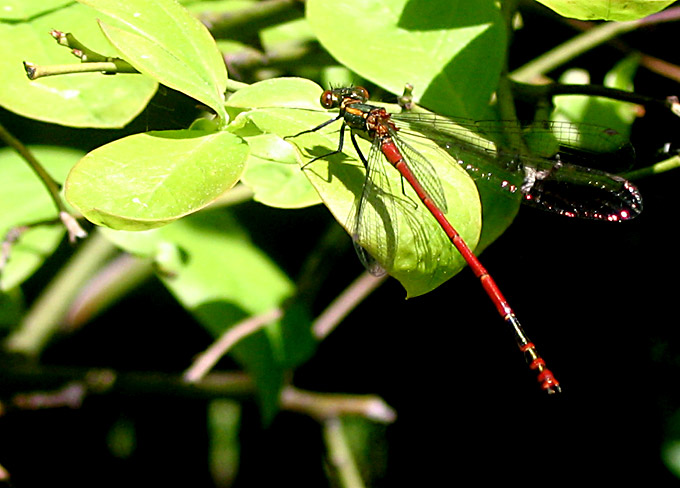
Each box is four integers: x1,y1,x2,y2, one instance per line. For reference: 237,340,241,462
0,1,156,128
78,0,229,123
0,146,84,290
65,129,248,230
306,0,506,120
534,0,676,21
226,78,483,297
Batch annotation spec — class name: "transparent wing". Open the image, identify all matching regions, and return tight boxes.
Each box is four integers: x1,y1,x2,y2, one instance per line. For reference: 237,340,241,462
346,136,398,276
391,113,642,221
388,125,449,214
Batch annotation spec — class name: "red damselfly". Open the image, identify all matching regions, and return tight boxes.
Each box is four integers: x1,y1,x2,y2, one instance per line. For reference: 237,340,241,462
290,86,643,394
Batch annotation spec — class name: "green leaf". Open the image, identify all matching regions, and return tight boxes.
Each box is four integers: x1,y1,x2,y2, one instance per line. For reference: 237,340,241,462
240,133,322,208
277,301,317,369
261,17,316,50
335,417,388,485
226,77,323,112
226,77,329,208
65,129,248,230
0,0,73,20
78,0,229,123
552,54,640,141
0,146,84,290
227,78,483,297
0,288,24,329
101,209,295,421
0,1,156,128
306,0,506,119
534,0,676,21
1,226,65,292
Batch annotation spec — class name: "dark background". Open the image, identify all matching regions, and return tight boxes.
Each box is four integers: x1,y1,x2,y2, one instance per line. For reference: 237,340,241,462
2,3,680,486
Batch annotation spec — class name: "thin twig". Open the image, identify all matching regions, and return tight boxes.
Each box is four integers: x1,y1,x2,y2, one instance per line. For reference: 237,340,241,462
183,307,284,383
1,226,29,270
0,122,87,242
1,363,396,422
12,382,86,410
0,364,254,407
512,6,680,83
512,81,679,112
24,30,139,80
281,387,396,424
51,29,116,62
312,271,386,340
511,21,637,82
185,268,384,382
64,254,154,330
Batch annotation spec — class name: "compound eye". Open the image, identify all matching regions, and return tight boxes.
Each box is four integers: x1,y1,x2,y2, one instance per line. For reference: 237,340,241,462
354,86,369,100
320,90,336,108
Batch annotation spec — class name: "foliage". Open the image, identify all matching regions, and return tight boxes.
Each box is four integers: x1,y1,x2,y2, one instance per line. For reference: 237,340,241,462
1,0,679,486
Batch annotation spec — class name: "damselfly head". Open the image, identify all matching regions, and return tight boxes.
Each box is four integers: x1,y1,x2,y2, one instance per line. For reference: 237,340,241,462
320,86,369,109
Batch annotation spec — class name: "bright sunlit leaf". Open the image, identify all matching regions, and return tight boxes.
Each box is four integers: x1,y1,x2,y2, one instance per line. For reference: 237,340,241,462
226,78,483,297
0,1,156,128
65,129,248,230
306,0,506,120
534,0,676,21
79,0,229,122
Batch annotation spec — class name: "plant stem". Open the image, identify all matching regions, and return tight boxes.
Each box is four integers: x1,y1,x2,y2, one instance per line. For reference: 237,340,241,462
64,253,155,329
282,387,396,423
4,231,117,357
498,0,529,152
312,271,385,340
510,20,640,82
0,121,87,241
512,6,680,83
0,123,64,216
512,81,677,110
323,417,366,488
0,363,396,422
0,364,254,403
24,60,138,80
183,308,283,383
622,154,680,180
